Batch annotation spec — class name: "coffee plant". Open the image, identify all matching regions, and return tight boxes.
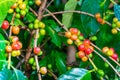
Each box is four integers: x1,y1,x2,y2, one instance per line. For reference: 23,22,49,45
0,0,120,80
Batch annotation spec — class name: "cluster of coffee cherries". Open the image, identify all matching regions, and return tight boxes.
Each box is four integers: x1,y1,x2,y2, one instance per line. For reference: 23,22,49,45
95,13,105,25
111,17,120,34
28,57,47,75
28,19,46,35
6,36,22,57
76,39,94,62
8,0,28,18
65,28,84,45
102,47,118,60
28,0,41,6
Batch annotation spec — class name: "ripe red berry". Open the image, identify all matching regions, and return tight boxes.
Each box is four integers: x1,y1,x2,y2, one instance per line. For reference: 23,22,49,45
85,48,92,55
11,36,19,42
1,20,9,30
78,51,85,58
97,18,103,23
69,28,78,35
83,39,90,46
78,44,85,51
12,42,20,50
111,53,118,60
16,41,22,49
34,47,41,55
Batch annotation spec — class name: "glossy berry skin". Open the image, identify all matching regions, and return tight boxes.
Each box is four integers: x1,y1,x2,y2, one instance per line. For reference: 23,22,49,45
85,48,92,55
78,51,85,58
78,44,85,51
40,67,47,75
2,20,9,30
12,26,20,35
6,45,12,53
111,53,118,60
111,28,118,34
69,28,78,35
35,0,41,6
11,36,19,42
97,69,104,77
70,34,78,41
81,56,88,62
83,39,90,46
67,39,73,45
113,17,118,23
34,47,41,55
12,42,20,50
16,41,22,49
65,31,71,38
97,18,103,23
106,49,113,56
102,47,109,53
19,3,26,10
28,57,35,65
95,13,101,19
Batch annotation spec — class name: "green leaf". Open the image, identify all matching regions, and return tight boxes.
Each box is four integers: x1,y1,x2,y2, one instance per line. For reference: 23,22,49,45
62,0,77,28
46,27,61,47
25,12,36,22
0,68,27,80
0,0,15,27
80,0,101,36
14,18,25,26
55,51,66,74
58,68,91,80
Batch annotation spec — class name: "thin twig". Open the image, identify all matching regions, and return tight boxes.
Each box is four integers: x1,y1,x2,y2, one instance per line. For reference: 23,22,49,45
94,50,120,77
29,7,38,17
45,9,68,31
40,37,51,48
47,69,57,80
91,43,120,67
46,0,54,8
43,10,112,26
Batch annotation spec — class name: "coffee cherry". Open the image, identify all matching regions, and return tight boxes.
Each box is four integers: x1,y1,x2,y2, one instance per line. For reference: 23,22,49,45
116,21,120,27
35,0,41,6
78,51,85,58
39,22,45,28
28,23,34,29
111,53,118,60
104,62,109,68
83,39,90,46
11,36,19,42
17,0,23,4
15,7,20,13
16,50,21,56
12,26,20,35
8,8,14,14
69,28,78,35
11,50,17,57
34,23,39,29
81,56,88,62
19,3,26,10
112,23,117,28
111,28,118,34
6,45,12,53
40,29,46,35
67,39,73,45
16,41,22,49
78,36,84,40
16,13,21,18
12,42,19,50
70,34,78,40
2,20,9,30
88,46,94,52
65,31,72,38
90,36,97,41
95,13,101,19
102,47,109,53
85,48,92,55
34,47,41,55
97,18,103,23
97,69,104,77
28,0,34,6
20,10,26,16
78,44,85,51
11,3,18,9
40,67,47,75
113,17,118,23
28,57,35,65
34,19,39,24
106,49,114,56
47,64,52,69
